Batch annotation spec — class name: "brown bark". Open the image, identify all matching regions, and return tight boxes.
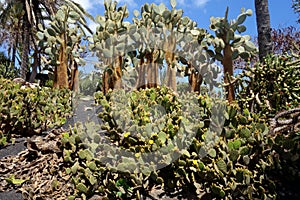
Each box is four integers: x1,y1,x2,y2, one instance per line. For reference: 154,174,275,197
20,19,30,80
188,66,203,93
255,0,272,62
70,61,79,92
29,51,39,83
153,62,159,87
164,35,177,91
145,53,156,88
102,56,123,94
113,55,122,90
53,33,68,89
223,43,235,103
137,58,146,89
102,69,110,94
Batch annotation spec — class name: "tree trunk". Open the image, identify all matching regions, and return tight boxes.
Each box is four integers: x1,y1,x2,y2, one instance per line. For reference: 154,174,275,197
113,55,122,90
70,60,79,92
165,35,177,91
169,66,177,91
102,70,110,94
255,0,272,62
10,33,18,70
29,51,39,82
146,53,158,88
189,65,202,93
223,43,235,103
20,19,30,80
53,33,68,89
137,58,146,89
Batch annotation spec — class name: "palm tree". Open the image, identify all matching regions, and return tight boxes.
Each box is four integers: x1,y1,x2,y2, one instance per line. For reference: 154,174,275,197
0,1,24,73
292,0,300,23
0,0,57,80
0,0,92,81
254,0,272,62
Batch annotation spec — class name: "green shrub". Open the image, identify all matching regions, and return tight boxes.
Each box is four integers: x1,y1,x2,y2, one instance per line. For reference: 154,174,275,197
0,52,18,79
236,54,300,116
0,78,72,146
60,87,282,199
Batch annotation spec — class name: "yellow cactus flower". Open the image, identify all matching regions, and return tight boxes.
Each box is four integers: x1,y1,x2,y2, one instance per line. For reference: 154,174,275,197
193,160,198,165
124,132,130,138
149,140,154,145
135,153,140,158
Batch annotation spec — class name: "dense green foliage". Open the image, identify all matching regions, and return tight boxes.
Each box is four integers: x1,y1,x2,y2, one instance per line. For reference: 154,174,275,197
0,0,299,199
236,54,300,115
58,87,298,199
0,52,18,79
0,78,72,146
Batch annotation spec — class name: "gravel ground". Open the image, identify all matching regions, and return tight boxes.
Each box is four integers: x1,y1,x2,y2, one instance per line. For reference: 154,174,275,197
0,190,23,200
0,139,26,200
0,138,26,159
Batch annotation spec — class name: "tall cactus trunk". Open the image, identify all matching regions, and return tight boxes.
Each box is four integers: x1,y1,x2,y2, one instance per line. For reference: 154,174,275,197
113,55,122,90
54,33,69,89
166,66,177,91
70,61,79,92
145,53,159,88
223,43,235,103
102,58,110,94
102,56,122,94
153,62,159,87
165,35,177,91
189,65,202,93
102,70,110,94
137,58,146,89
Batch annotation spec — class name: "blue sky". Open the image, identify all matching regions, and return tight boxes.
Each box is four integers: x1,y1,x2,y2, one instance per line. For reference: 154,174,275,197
74,0,299,38
72,0,299,74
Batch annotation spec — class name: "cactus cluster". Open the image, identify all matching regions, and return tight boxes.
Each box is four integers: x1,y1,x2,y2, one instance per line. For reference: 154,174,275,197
37,5,92,90
236,53,300,115
89,0,225,94
0,78,72,146
58,88,287,199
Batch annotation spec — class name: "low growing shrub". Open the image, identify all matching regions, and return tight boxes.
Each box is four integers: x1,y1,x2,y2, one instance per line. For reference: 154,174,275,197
60,87,283,199
0,78,72,146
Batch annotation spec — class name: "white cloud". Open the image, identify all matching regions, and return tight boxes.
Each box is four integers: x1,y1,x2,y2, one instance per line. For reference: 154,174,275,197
88,20,98,33
194,0,210,7
114,0,138,8
73,0,96,11
73,0,137,12
176,0,210,8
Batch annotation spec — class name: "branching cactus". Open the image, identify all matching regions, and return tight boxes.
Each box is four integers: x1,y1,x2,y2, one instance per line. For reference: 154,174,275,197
131,0,209,92
89,1,130,94
37,5,92,91
207,7,257,102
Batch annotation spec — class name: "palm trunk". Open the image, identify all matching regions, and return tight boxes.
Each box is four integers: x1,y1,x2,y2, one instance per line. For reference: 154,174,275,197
20,19,30,80
255,0,272,62
29,51,38,82
11,37,17,69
